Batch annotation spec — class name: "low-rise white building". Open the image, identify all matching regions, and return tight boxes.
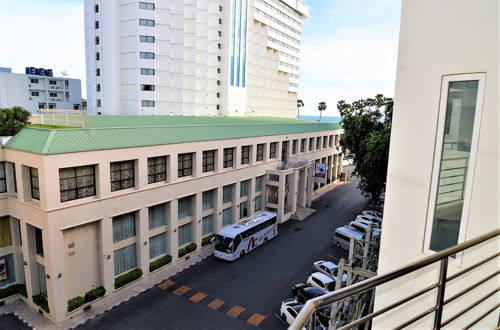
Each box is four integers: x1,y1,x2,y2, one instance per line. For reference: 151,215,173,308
0,67,82,114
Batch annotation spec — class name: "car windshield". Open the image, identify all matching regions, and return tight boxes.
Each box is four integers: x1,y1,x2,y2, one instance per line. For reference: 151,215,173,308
215,235,234,253
332,268,339,278
326,280,336,291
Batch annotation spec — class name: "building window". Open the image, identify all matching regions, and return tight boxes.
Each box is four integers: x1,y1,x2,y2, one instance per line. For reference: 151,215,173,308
256,144,264,161
96,52,100,60
239,201,248,219
140,68,155,75
217,56,221,62
218,43,221,49
149,203,167,230
223,184,232,204
255,175,264,192
30,167,40,200
140,52,155,59
222,208,233,226
316,137,321,150
141,84,155,91
178,223,192,246
218,18,222,24
142,100,155,107
94,4,99,12
255,195,262,212
428,75,485,252
202,214,214,236
178,195,193,219
177,153,193,178
269,142,277,158
217,80,221,86
139,19,155,27
48,80,56,85
292,140,298,154
300,139,306,152
96,68,100,76
323,136,328,148
218,31,222,37
59,165,96,202
96,84,101,92
202,150,215,173
148,156,166,184
12,163,17,193
95,36,99,45
140,35,155,43
149,233,166,259
240,179,250,197
95,20,99,29
223,148,234,168
216,105,220,110
30,78,39,84
219,5,222,11
31,91,39,97
0,217,11,248
113,212,136,243
110,160,135,191
241,146,250,164
202,189,215,211
216,92,220,98
37,263,47,296
329,135,334,148
309,137,314,151
35,227,44,256
114,244,137,275
139,2,155,10
97,99,102,107
49,92,57,98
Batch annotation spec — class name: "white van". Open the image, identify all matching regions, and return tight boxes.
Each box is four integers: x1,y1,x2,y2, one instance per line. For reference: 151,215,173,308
333,227,364,250
347,220,381,238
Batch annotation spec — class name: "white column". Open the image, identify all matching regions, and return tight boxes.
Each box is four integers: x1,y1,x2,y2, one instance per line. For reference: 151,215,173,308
99,217,114,295
168,199,179,262
137,208,149,275
194,193,203,249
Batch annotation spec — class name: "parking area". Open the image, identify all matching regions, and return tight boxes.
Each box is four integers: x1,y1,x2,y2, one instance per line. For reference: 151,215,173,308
78,176,368,330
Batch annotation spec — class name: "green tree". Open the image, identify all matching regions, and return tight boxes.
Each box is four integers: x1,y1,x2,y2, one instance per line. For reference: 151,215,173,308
338,94,393,201
317,101,327,121
297,99,304,119
0,106,31,136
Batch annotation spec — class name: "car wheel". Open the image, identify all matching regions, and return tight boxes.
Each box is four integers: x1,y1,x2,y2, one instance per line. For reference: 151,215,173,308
281,313,286,321
264,237,268,244
240,250,245,257
336,242,341,248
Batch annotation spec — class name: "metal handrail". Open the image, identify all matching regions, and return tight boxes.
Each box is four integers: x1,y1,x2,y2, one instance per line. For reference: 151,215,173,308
289,228,500,329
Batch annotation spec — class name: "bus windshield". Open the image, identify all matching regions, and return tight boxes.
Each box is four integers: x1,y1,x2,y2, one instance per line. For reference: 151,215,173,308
215,235,234,253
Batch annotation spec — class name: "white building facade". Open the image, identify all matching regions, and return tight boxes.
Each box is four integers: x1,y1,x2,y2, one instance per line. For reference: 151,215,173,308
84,0,308,116
0,68,82,114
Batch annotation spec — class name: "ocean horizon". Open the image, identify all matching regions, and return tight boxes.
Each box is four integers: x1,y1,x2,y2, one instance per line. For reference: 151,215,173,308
299,115,341,123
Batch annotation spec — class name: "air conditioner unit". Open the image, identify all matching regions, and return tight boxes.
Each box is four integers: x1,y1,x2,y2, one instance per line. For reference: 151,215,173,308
29,97,32,100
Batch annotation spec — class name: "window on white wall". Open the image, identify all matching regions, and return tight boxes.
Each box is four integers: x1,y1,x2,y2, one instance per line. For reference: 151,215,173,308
426,73,485,252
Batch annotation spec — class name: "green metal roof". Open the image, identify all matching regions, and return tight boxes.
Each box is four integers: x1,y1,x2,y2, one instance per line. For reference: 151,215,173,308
4,115,341,155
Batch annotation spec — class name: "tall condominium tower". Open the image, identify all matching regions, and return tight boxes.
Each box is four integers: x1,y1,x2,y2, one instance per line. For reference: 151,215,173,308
84,0,308,116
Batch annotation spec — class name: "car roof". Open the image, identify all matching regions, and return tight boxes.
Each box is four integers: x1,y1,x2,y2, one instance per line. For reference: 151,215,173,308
303,286,323,296
311,272,334,283
335,226,364,239
317,261,337,270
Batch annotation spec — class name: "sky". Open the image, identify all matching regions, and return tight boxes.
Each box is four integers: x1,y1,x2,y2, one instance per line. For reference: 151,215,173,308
0,0,401,117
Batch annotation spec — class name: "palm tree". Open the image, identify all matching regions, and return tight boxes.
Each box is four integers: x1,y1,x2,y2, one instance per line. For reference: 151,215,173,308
317,101,327,121
297,99,304,119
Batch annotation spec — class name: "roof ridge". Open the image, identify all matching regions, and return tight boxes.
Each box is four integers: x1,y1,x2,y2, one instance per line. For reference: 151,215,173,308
41,130,57,154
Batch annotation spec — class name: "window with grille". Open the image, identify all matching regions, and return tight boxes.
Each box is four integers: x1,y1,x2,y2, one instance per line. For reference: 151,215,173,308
292,140,298,154
110,160,135,191
256,144,264,161
203,150,215,173
270,142,277,158
178,153,193,178
241,146,250,164
300,139,306,152
0,162,5,193
59,165,96,202
30,167,40,200
223,148,234,168
309,137,314,151
148,156,166,184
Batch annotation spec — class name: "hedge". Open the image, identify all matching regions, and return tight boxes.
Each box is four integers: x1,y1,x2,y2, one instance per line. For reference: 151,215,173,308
67,286,107,312
33,293,49,313
67,296,85,312
149,255,172,272
114,269,143,289
0,283,26,300
185,243,197,253
201,234,215,247
178,248,187,258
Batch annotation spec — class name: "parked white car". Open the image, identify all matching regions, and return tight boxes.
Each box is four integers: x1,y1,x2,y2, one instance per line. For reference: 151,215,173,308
362,210,383,219
342,154,355,166
348,220,381,238
312,260,348,284
280,298,304,327
307,272,337,294
356,214,382,226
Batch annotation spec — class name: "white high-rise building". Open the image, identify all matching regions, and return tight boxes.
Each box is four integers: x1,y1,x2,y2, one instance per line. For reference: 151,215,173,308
84,0,308,116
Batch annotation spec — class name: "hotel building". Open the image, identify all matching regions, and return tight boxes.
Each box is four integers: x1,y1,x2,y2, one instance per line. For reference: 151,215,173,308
0,116,343,323
84,0,308,117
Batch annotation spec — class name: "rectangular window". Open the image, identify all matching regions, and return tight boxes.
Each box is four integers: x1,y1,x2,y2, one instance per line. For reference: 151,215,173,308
241,146,250,164
300,139,306,153
316,137,321,150
177,153,193,178
255,175,264,192
59,165,96,202
149,203,167,230
140,68,155,75
292,140,298,154
37,263,47,296
269,142,277,158
94,4,99,12
256,144,264,161
0,163,5,193
148,156,166,184
30,78,39,84
178,223,192,246
49,80,57,85
202,214,214,236
149,233,166,259
142,100,155,107
223,184,233,204
140,35,155,43
97,99,102,107
140,52,155,59
12,164,17,193
31,91,39,97
240,179,249,197
0,254,16,287
96,68,100,76
96,84,101,92
95,20,99,29
35,227,43,256
178,196,193,219
0,217,12,248
113,212,136,243
329,135,334,148
255,195,262,212
139,19,155,26
309,137,314,151
49,92,57,97
427,75,484,252
110,160,135,191
239,201,248,219
223,148,234,168
323,136,328,148
222,208,233,226
139,2,155,10
141,84,155,91
96,52,100,60
202,150,215,173
30,167,40,200
95,36,99,45
202,189,215,211
114,244,137,275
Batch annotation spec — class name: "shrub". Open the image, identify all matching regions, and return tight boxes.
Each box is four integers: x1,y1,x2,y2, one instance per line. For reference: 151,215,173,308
0,284,27,300
201,234,215,247
0,106,31,136
32,293,49,313
84,286,106,303
149,255,172,272
114,269,143,289
178,248,187,258
67,296,85,312
185,243,197,253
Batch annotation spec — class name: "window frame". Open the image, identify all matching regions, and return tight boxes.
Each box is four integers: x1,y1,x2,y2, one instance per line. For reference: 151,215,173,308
30,167,40,200
241,145,250,165
269,142,277,158
110,160,135,192
59,165,96,202
202,150,216,173
139,19,155,27
223,148,234,168
423,73,486,256
256,144,264,161
178,153,193,178
139,2,155,10
147,156,167,184
0,162,5,193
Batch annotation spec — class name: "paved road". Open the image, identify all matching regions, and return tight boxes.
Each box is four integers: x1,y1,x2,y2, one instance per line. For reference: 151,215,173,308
78,173,367,330
0,313,31,330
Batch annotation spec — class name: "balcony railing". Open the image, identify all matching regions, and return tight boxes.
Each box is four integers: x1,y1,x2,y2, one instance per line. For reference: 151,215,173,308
289,228,499,329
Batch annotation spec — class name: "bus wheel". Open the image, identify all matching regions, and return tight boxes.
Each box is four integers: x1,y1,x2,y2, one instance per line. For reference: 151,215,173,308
336,242,341,248
264,237,268,244
240,250,245,257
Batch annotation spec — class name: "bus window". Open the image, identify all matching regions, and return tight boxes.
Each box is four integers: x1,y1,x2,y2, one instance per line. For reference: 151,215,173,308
234,235,242,249
215,235,234,253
